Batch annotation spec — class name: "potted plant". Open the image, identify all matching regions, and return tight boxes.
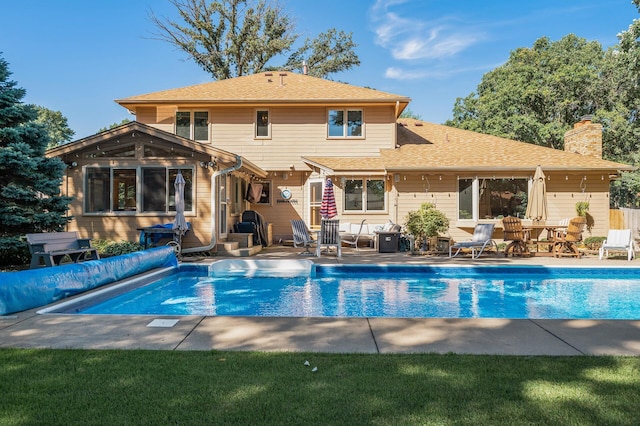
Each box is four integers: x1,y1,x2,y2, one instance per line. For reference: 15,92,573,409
575,201,589,217
404,202,449,252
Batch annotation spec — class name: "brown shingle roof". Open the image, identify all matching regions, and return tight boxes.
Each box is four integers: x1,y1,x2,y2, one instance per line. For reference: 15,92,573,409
306,119,634,174
116,72,411,106
382,119,634,172
302,156,385,174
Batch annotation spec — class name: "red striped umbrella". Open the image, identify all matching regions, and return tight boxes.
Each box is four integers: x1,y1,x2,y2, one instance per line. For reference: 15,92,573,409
320,178,338,219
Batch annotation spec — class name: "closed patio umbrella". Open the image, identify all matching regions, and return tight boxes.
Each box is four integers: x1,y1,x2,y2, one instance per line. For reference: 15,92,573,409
320,178,338,219
172,171,189,252
526,165,548,222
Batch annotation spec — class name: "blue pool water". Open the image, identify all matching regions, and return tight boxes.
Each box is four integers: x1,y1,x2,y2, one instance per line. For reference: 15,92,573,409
57,264,640,319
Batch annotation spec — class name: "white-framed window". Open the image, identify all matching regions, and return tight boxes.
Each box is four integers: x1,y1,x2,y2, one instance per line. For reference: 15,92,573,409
176,110,209,141
458,177,529,221
255,109,270,138
344,178,385,212
84,166,194,214
327,108,363,138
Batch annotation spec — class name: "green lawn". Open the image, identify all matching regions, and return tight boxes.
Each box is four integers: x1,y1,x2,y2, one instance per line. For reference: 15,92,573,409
1,349,638,425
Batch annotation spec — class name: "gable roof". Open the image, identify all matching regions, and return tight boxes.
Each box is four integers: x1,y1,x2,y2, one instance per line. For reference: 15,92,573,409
381,119,635,173
115,72,411,116
46,121,267,178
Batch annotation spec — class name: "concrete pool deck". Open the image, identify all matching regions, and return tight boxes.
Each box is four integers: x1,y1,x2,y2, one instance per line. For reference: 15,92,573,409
1,246,640,355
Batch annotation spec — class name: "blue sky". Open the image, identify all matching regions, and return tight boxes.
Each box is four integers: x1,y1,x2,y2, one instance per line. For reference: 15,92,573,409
1,0,637,140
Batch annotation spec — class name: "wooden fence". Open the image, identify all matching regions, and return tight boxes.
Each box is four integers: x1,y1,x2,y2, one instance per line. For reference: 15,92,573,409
611,208,640,241
609,209,625,229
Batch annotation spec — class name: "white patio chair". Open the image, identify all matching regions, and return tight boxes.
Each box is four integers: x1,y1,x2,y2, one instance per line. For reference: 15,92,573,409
599,229,635,261
291,219,315,255
316,219,341,257
342,219,366,252
449,223,497,259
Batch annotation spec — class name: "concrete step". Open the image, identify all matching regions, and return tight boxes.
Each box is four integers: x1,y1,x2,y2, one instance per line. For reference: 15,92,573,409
216,242,262,257
217,241,239,251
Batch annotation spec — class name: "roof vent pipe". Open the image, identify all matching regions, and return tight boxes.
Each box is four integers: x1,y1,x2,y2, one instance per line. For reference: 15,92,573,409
302,60,308,75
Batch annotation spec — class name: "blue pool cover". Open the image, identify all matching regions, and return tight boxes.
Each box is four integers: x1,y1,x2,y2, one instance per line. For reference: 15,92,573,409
0,246,177,315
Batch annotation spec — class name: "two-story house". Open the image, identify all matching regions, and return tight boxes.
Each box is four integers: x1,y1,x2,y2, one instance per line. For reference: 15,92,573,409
47,71,634,253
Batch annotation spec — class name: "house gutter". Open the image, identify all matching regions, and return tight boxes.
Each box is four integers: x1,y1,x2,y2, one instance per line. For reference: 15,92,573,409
181,155,244,255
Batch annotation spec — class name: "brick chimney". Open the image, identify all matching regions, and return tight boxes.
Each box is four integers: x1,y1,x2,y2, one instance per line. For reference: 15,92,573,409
563,115,602,158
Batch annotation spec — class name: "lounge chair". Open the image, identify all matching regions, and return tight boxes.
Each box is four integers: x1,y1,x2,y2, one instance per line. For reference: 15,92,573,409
552,216,586,258
291,219,316,255
316,219,341,257
341,219,366,252
502,216,531,257
449,223,497,259
599,229,636,261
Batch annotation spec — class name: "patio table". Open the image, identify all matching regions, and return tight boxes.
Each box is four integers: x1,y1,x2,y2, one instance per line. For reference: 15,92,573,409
523,224,567,256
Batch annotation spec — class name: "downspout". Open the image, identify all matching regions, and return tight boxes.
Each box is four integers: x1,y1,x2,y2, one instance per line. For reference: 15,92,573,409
181,155,243,254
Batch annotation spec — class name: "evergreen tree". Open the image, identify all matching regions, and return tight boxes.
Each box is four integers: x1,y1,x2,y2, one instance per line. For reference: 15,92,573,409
0,54,72,264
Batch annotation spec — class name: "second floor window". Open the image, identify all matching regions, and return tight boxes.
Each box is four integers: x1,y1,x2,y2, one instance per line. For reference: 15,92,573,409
256,110,270,138
176,111,208,141
328,109,363,138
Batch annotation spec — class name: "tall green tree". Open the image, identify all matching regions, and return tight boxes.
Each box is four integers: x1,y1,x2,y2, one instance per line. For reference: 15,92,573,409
606,0,640,206
446,34,606,150
281,28,360,78
32,105,75,149
149,0,359,79
0,54,72,264
98,118,132,133
445,28,640,208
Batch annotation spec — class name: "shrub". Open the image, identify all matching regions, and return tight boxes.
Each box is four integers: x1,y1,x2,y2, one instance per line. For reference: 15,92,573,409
0,237,30,267
94,240,143,256
404,203,449,248
584,236,606,250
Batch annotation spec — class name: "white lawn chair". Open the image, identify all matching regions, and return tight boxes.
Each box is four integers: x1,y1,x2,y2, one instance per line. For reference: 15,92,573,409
291,219,315,255
342,219,366,252
316,219,341,257
449,223,497,259
599,229,635,261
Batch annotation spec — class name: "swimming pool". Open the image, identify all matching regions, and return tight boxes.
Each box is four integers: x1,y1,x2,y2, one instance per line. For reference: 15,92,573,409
40,260,640,320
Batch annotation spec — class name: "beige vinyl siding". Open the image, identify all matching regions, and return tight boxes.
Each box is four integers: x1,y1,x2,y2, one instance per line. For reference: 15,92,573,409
545,173,610,237
136,106,176,134
206,105,396,170
252,173,308,241
390,173,611,242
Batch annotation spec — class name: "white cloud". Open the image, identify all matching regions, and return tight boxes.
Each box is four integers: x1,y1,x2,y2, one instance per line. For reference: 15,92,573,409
385,67,428,80
370,1,483,62
385,61,499,81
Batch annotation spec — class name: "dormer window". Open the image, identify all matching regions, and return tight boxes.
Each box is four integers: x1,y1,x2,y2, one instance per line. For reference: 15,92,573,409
176,111,209,141
327,109,363,138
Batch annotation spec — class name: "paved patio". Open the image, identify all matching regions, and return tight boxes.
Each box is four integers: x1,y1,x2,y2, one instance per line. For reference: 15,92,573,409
1,246,639,355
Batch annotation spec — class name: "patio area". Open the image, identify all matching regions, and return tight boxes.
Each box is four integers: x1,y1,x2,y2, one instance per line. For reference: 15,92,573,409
1,245,639,355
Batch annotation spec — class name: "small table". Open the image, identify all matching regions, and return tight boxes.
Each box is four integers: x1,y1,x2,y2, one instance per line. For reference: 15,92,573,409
376,231,400,253
523,224,567,256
